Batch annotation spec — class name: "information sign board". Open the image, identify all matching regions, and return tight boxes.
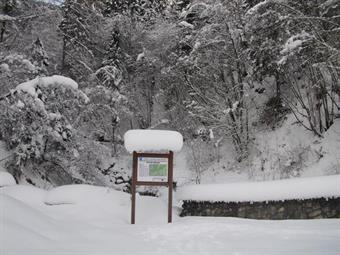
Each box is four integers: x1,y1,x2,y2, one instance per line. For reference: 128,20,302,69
137,157,168,182
130,152,173,224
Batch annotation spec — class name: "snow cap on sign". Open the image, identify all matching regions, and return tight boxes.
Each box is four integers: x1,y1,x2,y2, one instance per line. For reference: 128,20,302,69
124,129,183,153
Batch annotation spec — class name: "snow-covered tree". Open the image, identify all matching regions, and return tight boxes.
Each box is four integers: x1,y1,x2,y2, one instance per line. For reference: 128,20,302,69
160,0,252,161
95,29,124,90
0,76,117,187
247,0,340,136
0,0,17,42
59,0,101,81
103,0,167,22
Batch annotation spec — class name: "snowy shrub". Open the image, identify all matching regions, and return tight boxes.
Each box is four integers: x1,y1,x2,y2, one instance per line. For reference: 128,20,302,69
0,77,86,181
187,139,217,184
106,168,131,193
74,85,130,155
95,65,123,89
0,76,120,187
261,96,290,129
0,54,40,95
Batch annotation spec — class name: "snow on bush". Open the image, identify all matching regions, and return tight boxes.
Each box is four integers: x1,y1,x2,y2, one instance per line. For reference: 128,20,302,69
15,75,89,103
0,75,93,186
279,31,311,59
179,21,194,29
177,175,340,202
0,172,16,187
95,66,123,89
0,14,16,21
277,32,312,66
124,130,183,153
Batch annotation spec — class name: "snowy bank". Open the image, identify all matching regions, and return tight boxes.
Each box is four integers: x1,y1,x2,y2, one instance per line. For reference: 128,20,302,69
177,175,340,202
124,129,183,153
1,184,340,254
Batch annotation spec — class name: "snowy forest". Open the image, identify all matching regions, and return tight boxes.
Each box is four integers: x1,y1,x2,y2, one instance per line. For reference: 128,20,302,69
0,0,339,190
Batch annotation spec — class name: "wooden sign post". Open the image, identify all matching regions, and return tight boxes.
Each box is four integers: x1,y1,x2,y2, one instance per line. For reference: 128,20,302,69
124,129,182,224
131,151,174,224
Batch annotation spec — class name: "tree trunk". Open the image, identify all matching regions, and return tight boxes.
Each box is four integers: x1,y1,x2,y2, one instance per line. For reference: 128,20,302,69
0,22,6,42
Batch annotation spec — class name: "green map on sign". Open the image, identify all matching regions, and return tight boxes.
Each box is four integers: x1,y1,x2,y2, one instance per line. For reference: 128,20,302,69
149,164,167,176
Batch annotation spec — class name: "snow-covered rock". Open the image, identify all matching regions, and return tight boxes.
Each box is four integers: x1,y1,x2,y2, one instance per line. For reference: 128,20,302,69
0,172,16,187
0,63,10,72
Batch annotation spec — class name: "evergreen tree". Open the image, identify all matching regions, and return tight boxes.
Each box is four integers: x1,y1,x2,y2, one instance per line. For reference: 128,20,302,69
0,0,17,42
246,0,339,135
59,0,95,80
95,29,124,90
103,0,167,21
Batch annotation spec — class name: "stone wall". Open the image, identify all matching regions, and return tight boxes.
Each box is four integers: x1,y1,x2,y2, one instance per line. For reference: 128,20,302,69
180,197,340,219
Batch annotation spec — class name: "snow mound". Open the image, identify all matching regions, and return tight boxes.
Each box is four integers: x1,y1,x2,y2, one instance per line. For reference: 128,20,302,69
0,194,55,229
0,172,16,187
177,175,340,202
124,129,183,153
0,194,57,251
44,184,124,205
1,185,47,206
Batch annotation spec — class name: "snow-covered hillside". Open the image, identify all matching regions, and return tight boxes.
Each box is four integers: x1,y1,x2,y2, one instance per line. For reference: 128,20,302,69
1,0,339,253
176,117,340,185
1,183,339,255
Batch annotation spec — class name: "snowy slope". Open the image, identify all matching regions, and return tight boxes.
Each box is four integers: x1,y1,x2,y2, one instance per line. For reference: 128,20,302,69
206,116,340,183
1,184,340,254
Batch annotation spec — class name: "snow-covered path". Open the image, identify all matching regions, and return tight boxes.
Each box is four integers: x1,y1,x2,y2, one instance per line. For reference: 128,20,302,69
1,185,340,255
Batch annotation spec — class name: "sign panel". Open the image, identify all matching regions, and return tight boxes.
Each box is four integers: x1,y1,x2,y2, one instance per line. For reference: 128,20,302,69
137,157,168,182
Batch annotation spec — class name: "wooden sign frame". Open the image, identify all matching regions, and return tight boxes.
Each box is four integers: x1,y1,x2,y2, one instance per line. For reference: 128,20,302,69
131,151,173,224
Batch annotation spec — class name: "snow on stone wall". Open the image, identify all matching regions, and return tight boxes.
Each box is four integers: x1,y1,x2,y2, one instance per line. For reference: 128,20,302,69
177,175,340,202
180,197,340,219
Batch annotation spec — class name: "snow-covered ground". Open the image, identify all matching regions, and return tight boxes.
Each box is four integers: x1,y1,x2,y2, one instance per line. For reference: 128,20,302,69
1,184,339,255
